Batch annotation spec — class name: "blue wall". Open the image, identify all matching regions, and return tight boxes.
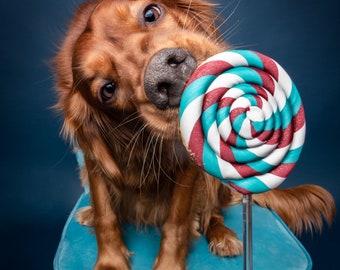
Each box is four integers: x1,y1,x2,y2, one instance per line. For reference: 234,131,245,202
1,0,338,269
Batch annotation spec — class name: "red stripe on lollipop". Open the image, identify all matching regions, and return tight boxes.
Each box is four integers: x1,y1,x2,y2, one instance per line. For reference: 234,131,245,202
203,87,229,111
254,51,279,81
186,60,233,85
188,120,205,166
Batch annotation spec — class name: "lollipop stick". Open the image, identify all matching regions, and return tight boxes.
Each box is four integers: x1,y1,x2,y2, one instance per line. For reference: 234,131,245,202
243,194,253,270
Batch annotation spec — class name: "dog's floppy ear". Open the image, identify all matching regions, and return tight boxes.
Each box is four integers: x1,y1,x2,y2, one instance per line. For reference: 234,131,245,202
54,1,123,180
54,1,98,139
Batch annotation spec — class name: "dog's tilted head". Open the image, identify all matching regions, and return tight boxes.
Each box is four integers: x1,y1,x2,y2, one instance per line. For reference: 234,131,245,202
55,0,228,141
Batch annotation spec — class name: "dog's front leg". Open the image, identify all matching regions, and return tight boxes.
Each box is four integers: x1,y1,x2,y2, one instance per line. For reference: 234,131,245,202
86,159,130,270
153,167,197,270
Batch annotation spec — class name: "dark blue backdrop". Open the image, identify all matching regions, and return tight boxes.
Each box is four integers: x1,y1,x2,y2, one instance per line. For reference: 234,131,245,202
1,0,339,269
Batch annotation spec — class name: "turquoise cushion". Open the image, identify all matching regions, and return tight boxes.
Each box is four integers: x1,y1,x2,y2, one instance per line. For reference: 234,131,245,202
54,191,312,269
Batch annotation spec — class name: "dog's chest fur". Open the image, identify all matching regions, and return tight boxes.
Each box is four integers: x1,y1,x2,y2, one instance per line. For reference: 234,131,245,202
94,116,196,225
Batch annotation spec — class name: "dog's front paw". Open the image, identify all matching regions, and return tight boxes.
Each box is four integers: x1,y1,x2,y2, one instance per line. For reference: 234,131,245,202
76,206,94,227
95,248,131,270
153,257,186,270
207,226,243,257
95,259,130,270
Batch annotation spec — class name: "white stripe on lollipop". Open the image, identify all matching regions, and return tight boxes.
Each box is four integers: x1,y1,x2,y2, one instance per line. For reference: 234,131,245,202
207,121,221,157
180,95,203,144
255,173,285,189
276,61,293,98
204,51,249,67
206,73,244,93
290,123,306,150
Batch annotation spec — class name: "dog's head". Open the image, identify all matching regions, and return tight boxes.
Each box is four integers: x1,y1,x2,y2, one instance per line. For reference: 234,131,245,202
55,0,228,141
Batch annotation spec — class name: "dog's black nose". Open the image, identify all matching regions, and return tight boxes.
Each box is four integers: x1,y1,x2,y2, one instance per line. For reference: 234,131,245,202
144,48,197,109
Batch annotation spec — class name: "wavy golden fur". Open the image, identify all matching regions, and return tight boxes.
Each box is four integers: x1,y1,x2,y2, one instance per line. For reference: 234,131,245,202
54,0,336,269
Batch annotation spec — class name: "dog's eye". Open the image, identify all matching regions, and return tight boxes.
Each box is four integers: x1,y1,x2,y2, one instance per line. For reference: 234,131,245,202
143,5,162,24
100,82,116,102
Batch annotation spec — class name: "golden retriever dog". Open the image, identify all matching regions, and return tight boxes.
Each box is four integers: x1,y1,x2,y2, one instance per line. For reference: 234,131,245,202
54,0,336,269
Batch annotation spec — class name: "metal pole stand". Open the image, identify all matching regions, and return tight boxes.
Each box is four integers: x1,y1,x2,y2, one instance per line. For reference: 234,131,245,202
243,194,253,270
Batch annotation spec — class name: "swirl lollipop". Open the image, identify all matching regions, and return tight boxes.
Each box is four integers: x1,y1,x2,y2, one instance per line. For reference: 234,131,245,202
180,50,306,194
180,49,306,270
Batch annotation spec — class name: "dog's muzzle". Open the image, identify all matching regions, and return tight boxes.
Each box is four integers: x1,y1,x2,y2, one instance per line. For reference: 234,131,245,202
144,48,197,110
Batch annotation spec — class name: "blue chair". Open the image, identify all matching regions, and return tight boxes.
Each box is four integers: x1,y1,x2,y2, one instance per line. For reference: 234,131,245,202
54,189,312,269
55,148,312,269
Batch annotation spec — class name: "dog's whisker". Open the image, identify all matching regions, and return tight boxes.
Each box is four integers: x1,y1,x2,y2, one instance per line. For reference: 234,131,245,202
127,123,149,167
216,19,240,44
172,142,183,172
139,133,157,189
151,135,162,189
185,11,220,44
207,0,240,42
191,13,207,29
182,0,193,30
114,112,141,130
156,136,163,196
98,112,143,151
203,5,228,41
